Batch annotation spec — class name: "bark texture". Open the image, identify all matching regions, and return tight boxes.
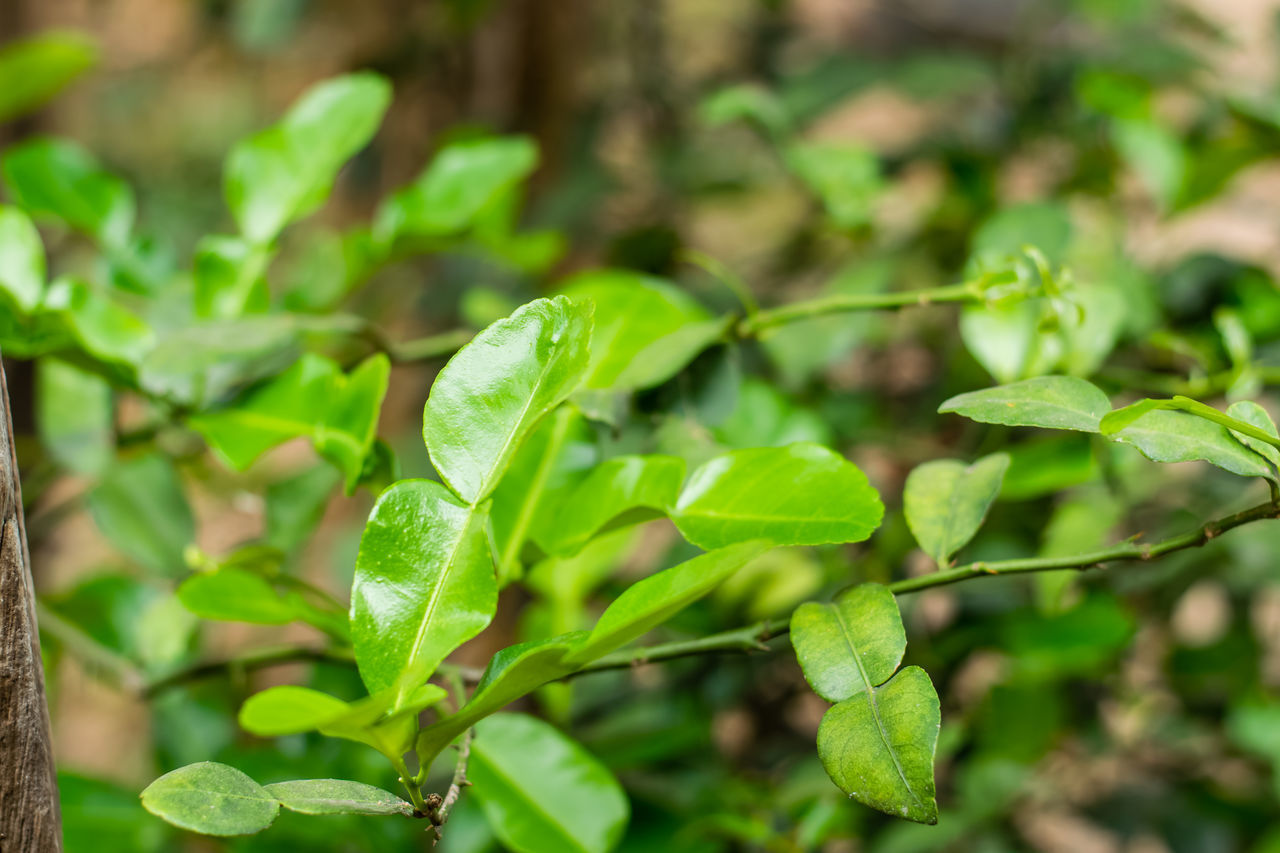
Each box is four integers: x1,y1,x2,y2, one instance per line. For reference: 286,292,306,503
0,357,61,852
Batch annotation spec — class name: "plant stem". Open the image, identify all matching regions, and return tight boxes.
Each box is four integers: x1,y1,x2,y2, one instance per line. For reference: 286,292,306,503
36,601,145,693
428,726,473,842
141,645,356,698
392,755,429,815
738,282,978,335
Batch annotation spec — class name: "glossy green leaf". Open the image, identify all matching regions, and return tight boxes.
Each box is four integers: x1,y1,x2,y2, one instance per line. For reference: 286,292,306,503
376,136,537,240
35,356,112,476
2,137,134,245
938,376,1110,433
264,780,412,817
43,277,153,366
315,353,391,492
671,443,883,549
791,584,905,703
469,713,629,853
565,541,769,666
560,270,723,391
193,235,270,319
539,455,685,556
238,686,352,736
0,32,96,123
177,568,297,625
87,454,193,574
903,453,1009,565
817,666,940,825
0,204,44,312
785,142,882,229
424,295,592,503
225,72,391,243
416,633,586,768
140,762,278,837
350,479,495,703
1228,401,1280,467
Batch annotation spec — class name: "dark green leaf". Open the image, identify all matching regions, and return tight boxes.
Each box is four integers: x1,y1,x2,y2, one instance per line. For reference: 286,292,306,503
469,713,629,853
424,295,592,503
140,762,278,837
264,780,413,816
938,376,1110,433
671,443,883,549
903,453,1009,565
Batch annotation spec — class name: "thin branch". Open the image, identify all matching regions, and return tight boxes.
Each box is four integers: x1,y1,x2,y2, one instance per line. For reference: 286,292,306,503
142,644,356,698
738,282,978,336
428,727,474,843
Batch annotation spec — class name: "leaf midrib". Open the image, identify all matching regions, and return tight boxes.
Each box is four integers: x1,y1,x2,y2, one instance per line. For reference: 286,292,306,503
829,604,924,811
473,751,590,853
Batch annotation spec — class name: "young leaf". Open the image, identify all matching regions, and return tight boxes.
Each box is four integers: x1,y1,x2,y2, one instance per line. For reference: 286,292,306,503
791,584,905,703
35,356,112,476
43,277,154,366
938,376,1110,433
178,568,298,625
87,454,193,575
670,443,883,549
0,204,45,312
140,762,279,837
423,295,592,504
375,135,538,241
564,541,770,666
817,666,941,824
469,713,629,853
2,137,135,246
538,455,686,556
792,584,940,824
1227,401,1280,467
350,479,495,704
264,780,413,817
225,72,391,243
903,453,1010,566
560,270,724,391
315,352,391,492
239,686,352,737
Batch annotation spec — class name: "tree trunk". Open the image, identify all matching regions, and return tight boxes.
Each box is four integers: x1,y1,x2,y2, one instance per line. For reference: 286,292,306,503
0,355,61,852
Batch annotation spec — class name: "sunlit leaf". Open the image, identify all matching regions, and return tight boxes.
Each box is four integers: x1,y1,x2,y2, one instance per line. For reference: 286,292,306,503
938,376,1110,433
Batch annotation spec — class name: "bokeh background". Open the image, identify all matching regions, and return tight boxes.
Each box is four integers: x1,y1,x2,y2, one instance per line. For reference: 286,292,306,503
11,0,1280,851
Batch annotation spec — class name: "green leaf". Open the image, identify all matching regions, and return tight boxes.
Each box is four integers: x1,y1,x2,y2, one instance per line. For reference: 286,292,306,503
0,31,96,123
1227,401,1280,467
791,584,905,703
264,780,413,817
189,352,389,490
0,204,45,312
903,453,1009,565
43,277,154,366
225,72,391,243
424,295,592,504
265,464,342,553
351,479,495,704
817,666,940,824
1102,406,1273,479
670,443,883,549
375,135,538,240
785,142,882,229
140,762,279,837
35,356,112,476
1112,119,1185,207
559,270,724,391
178,568,297,624
469,713,629,853
193,235,270,320
565,541,769,666
2,137,134,245
539,455,685,556
137,315,301,407
938,376,1110,433
87,454,193,574
238,685,352,736
416,633,586,768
